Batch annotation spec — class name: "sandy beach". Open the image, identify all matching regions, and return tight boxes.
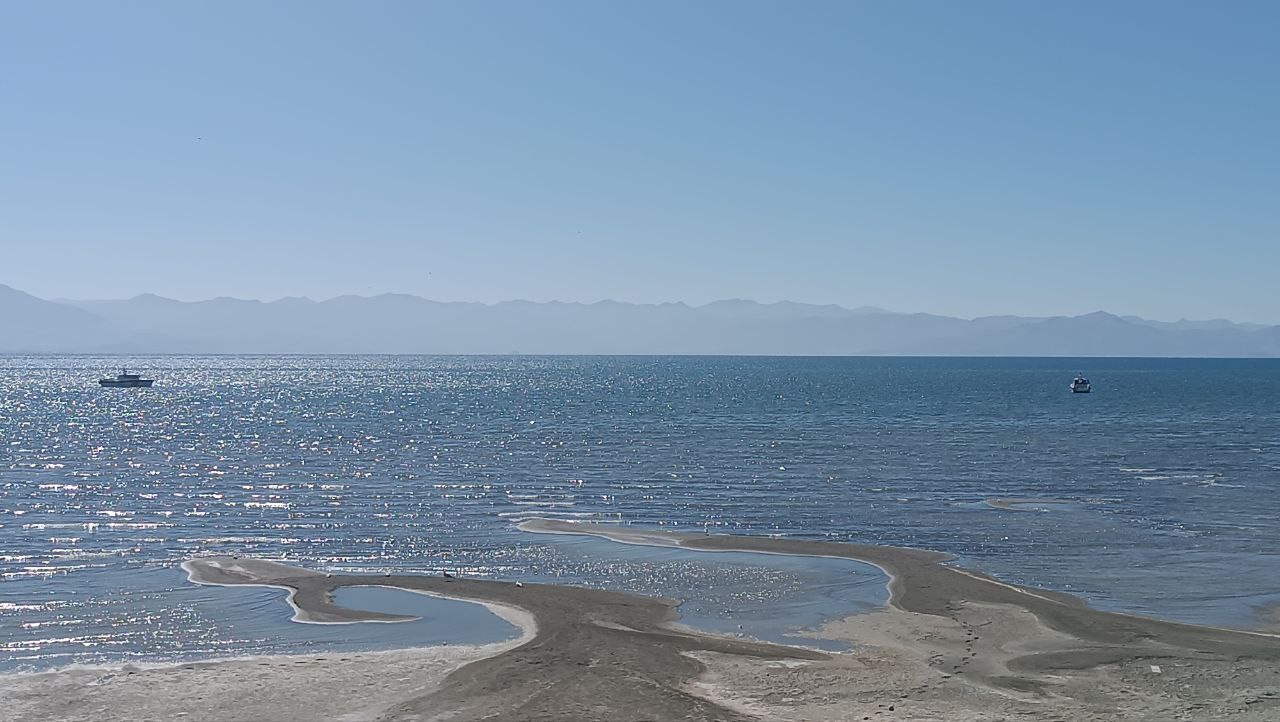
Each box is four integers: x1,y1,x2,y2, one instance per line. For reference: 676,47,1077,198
3,520,1279,721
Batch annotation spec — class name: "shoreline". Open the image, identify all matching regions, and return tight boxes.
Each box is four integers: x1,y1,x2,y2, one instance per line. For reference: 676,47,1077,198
180,558,539,637
521,518,1280,644
4,520,1280,720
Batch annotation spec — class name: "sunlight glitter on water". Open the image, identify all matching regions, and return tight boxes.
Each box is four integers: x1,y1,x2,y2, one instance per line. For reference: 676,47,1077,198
2,355,1280,670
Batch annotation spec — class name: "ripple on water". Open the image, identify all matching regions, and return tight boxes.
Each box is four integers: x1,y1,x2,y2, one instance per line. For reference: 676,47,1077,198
2,355,1280,669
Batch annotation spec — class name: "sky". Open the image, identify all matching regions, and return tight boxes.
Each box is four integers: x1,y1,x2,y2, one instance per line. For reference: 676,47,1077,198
1,1,1277,322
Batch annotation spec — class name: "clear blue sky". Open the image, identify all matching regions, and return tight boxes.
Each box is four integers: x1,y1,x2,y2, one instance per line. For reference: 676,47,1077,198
2,1,1277,322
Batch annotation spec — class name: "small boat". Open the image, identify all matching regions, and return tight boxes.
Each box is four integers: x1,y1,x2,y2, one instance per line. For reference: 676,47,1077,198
1069,374,1091,393
99,369,154,388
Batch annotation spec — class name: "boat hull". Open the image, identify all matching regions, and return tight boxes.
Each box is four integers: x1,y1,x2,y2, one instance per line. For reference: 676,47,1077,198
99,379,154,388
1070,385,1090,393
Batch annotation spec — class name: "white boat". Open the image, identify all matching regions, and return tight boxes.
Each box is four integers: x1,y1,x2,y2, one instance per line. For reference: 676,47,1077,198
99,370,154,388
1069,374,1091,393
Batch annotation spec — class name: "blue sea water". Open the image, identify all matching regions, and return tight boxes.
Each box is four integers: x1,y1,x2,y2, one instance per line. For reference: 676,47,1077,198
1,355,1278,672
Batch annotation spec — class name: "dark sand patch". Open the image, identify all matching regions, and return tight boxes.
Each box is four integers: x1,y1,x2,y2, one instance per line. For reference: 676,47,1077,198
182,554,820,721
519,519,1280,719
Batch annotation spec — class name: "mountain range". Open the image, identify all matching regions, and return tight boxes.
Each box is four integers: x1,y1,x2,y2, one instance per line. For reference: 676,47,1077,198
2,283,1277,356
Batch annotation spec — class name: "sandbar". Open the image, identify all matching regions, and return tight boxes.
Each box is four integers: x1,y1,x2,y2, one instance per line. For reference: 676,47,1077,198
2,520,1279,721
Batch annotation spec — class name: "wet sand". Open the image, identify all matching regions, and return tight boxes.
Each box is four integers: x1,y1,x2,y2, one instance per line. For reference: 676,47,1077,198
524,520,1280,719
3,520,1279,721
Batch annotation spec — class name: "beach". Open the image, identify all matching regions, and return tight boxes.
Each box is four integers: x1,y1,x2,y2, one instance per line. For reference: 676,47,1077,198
4,519,1279,721
8,0,1280,714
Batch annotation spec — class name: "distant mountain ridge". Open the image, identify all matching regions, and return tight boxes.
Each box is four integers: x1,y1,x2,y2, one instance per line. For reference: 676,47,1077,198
4,283,1279,356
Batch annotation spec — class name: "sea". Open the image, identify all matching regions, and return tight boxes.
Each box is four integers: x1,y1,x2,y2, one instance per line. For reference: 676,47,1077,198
2,355,1278,673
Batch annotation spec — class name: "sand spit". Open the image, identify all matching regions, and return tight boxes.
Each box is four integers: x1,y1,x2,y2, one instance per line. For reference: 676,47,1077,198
1,555,821,722
520,519,1280,720
179,557,415,624
3,523,1279,721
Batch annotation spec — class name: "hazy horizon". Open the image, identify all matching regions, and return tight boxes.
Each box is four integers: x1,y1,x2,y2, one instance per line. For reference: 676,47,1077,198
4,281,1277,356
5,282,1275,325
3,2,1278,325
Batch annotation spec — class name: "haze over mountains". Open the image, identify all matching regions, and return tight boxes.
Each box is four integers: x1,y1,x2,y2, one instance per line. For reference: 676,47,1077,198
2,283,1278,356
